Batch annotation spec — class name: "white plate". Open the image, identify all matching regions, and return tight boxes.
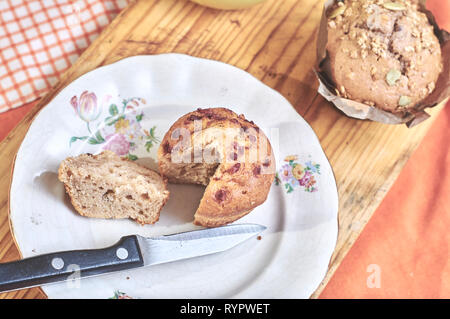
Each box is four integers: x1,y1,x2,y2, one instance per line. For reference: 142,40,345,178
9,54,338,299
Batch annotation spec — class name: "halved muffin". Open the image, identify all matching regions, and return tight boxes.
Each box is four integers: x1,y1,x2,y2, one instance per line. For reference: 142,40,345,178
58,151,169,225
158,107,275,227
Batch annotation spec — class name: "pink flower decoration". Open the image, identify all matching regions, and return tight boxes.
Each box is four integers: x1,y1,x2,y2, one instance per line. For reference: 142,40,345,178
70,96,78,111
102,134,130,156
71,91,101,122
299,171,312,186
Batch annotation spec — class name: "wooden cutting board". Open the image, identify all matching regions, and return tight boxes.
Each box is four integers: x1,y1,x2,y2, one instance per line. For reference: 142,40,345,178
0,0,445,299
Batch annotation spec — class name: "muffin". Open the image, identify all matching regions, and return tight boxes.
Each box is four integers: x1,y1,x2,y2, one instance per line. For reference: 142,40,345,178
158,107,276,227
326,0,443,114
58,151,169,225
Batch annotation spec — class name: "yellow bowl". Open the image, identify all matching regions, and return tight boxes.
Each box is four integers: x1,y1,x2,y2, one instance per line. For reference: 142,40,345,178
190,0,267,10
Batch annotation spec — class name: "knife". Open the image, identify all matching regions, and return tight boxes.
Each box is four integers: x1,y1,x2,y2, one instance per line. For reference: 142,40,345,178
0,223,265,293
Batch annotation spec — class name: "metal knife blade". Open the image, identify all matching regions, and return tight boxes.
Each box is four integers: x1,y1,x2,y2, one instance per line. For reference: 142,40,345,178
137,223,266,266
0,223,265,293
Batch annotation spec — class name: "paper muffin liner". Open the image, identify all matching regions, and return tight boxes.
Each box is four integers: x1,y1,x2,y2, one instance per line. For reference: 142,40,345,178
315,0,450,127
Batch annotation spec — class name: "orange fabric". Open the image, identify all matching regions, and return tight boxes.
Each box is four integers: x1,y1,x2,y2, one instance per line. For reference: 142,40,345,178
0,99,36,142
320,100,450,298
319,0,450,299
427,0,450,31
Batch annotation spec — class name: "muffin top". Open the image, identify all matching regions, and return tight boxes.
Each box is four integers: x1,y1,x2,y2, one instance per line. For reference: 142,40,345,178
326,0,442,114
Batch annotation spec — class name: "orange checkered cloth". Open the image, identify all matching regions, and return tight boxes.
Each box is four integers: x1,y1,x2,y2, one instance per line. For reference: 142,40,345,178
0,0,129,113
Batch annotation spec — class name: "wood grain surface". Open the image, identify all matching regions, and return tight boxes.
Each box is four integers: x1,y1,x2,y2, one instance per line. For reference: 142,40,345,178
0,0,445,299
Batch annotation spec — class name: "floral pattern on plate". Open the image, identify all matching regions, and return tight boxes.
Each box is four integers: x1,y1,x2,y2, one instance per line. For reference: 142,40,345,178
69,91,159,160
109,290,133,299
275,155,320,193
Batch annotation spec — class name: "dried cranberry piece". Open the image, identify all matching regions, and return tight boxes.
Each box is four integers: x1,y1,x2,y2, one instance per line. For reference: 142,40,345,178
187,114,203,121
215,189,228,202
163,142,172,154
226,163,241,174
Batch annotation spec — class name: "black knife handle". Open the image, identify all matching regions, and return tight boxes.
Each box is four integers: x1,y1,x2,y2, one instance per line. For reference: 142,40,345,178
0,235,144,293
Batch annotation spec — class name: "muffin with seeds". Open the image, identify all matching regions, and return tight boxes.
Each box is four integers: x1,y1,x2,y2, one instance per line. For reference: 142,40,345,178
325,0,443,115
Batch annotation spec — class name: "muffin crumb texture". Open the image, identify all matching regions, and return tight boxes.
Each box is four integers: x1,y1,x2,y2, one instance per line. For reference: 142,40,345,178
326,0,442,113
58,151,169,225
